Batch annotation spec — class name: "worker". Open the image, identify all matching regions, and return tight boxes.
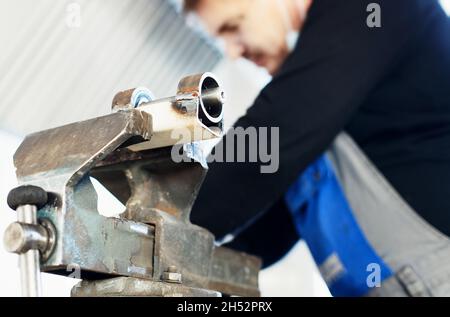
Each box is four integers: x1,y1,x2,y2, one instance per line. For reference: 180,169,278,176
185,0,450,296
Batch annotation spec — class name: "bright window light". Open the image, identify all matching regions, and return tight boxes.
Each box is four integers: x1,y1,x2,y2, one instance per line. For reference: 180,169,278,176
441,0,450,15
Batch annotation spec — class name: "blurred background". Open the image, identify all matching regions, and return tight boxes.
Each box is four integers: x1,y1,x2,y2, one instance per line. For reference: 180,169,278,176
0,0,449,297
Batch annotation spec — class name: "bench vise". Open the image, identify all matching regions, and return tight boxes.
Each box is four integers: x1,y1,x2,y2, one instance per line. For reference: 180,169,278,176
3,73,261,297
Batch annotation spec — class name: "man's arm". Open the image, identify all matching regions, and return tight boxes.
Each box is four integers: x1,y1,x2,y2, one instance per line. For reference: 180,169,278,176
191,0,439,240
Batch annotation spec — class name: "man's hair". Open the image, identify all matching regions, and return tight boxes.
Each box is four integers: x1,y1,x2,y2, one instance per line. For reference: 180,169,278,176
183,0,201,12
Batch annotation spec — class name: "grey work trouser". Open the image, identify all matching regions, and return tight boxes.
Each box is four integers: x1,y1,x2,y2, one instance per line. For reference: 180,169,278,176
328,133,450,297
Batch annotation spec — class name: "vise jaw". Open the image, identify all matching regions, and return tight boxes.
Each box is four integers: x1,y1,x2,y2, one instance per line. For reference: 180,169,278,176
4,73,261,297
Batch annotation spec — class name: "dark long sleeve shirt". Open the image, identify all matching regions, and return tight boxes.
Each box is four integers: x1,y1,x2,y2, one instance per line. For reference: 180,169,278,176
190,0,450,266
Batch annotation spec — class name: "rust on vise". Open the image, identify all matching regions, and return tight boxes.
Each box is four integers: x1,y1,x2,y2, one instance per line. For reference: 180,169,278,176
14,110,152,182
111,88,137,111
209,247,262,297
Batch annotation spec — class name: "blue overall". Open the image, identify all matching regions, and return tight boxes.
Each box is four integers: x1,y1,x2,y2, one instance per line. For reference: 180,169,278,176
284,155,393,296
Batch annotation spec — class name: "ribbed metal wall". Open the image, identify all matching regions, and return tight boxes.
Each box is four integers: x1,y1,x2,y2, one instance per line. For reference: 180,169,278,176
0,0,222,135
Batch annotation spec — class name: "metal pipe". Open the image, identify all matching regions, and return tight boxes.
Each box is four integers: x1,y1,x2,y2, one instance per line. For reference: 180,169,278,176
113,73,225,152
16,205,42,297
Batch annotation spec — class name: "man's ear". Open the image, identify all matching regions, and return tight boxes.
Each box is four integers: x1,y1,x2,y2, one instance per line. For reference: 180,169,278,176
183,0,201,13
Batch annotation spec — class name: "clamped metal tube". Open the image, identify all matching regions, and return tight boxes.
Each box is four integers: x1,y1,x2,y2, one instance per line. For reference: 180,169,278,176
111,72,225,151
4,185,54,297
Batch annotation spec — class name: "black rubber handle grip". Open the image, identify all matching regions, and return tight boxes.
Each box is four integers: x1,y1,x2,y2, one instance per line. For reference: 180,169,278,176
7,185,48,210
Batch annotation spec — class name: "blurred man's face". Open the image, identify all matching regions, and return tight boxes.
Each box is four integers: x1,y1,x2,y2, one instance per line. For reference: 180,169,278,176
192,0,311,75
